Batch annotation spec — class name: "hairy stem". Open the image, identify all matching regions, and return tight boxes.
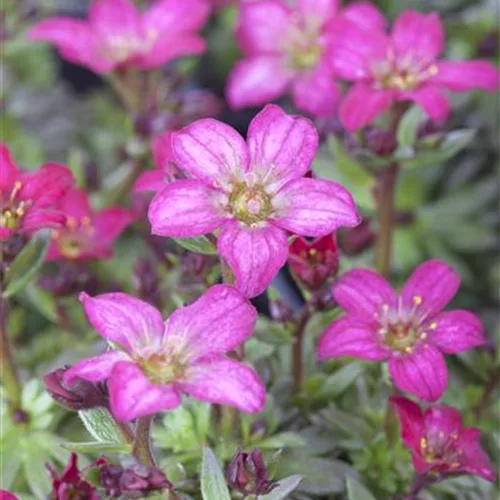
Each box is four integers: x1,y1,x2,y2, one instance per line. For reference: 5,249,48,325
292,307,312,393
133,415,156,467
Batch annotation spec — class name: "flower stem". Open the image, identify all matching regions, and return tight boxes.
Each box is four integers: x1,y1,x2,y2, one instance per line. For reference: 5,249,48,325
401,473,435,500
292,307,311,393
132,415,156,467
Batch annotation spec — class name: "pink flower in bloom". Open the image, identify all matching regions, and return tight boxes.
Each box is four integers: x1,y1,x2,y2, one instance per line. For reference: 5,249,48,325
28,0,210,74
227,0,386,116
391,397,496,482
148,105,360,298
330,10,500,130
64,285,265,420
318,260,485,401
0,144,74,241
0,491,19,500
47,188,134,261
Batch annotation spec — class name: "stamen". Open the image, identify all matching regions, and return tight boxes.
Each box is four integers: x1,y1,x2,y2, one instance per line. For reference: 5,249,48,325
420,437,428,449
413,296,423,305
429,322,437,330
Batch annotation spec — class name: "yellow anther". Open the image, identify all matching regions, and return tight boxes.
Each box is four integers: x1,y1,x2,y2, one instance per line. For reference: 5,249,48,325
4,210,12,218
404,346,413,354
420,332,427,340
309,248,318,256
420,437,428,449
66,216,77,229
428,65,439,76
413,296,423,305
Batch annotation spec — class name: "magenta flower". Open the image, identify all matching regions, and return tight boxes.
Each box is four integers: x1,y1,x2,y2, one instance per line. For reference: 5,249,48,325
148,105,360,298
227,0,386,116
0,144,74,241
0,491,19,500
64,285,265,421
391,397,496,482
318,260,485,401
28,0,210,74
330,10,500,130
47,188,134,261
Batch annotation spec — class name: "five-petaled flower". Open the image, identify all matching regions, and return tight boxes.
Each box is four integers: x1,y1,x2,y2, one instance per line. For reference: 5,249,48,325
0,144,74,241
63,285,265,421
47,188,134,261
227,0,386,116
28,0,210,74
318,260,485,401
330,10,500,130
148,104,360,298
391,396,496,482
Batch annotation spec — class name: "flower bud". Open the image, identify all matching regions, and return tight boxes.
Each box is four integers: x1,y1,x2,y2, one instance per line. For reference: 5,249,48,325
133,258,162,309
43,367,108,412
340,220,375,256
226,449,277,497
288,235,339,290
365,128,397,157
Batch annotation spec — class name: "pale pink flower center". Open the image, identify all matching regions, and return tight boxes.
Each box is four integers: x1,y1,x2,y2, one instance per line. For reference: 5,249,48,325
0,181,31,230
228,180,273,226
52,216,95,258
285,17,324,70
101,28,158,63
420,431,463,469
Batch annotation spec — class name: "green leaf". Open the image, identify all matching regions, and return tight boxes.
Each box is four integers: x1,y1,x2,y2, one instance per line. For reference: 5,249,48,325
63,441,131,454
79,407,125,444
317,362,365,400
258,432,306,449
397,105,426,147
258,475,303,500
346,477,377,500
3,232,50,298
200,447,231,500
173,236,217,255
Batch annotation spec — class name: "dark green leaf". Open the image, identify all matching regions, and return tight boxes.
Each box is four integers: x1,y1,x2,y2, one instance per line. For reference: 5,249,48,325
63,441,131,454
79,407,126,444
346,477,377,500
173,236,217,255
200,447,231,500
397,105,426,147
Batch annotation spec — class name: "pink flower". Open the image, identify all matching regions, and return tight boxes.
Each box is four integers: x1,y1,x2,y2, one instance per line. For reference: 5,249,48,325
64,285,265,420
330,10,500,130
47,188,134,261
0,491,19,500
227,0,386,116
28,0,210,74
318,260,485,401
148,105,360,298
0,144,74,241
391,397,496,482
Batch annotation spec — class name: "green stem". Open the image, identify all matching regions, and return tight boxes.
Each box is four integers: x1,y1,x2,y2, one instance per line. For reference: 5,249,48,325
132,415,156,467
292,307,311,393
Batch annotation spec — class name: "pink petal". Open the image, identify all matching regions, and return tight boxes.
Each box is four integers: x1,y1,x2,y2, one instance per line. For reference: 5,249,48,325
57,188,92,220
21,210,66,233
236,0,292,56
178,355,265,413
398,85,449,121
431,60,500,92
171,120,249,187
133,170,167,193
427,310,484,354
271,178,360,236
291,62,341,117
457,428,497,482
388,345,448,401
89,0,140,38
401,259,460,318
390,396,425,452
94,207,134,244
80,292,164,353
296,0,339,25
148,179,226,237
64,350,129,385
164,284,257,358
329,24,388,81
339,84,393,131
151,131,174,173
317,316,387,361
423,404,462,438
0,143,18,192
138,35,206,68
226,57,292,111
218,220,288,298
247,104,319,193
339,1,387,31
391,11,444,62
109,361,181,421
332,269,397,322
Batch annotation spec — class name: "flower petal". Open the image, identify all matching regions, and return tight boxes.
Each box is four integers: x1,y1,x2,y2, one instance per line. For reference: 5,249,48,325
401,260,460,318
64,350,129,385
456,428,497,482
398,85,450,122
271,178,360,236
171,120,249,187
247,104,319,193
423,404,462,438
390,396,425,452
138,35,206,68
0,143,18,192
80,292,164,353
148,179,227,238
226,56,292,111
339,1,387,31
339,84,393,131
109,361,181,421
297,0,339,25
164,284,257,359
317,316,388,361
218,220,288,298
431,60,500,92
89,0,140,38
427,310,484,354
332,269,397,322
94,207,134,244
291,62,341,117
391,11,444,62
178,355,266,413
236,0,292,56
388,345,448,401
57,188,92,220
133,170,167,193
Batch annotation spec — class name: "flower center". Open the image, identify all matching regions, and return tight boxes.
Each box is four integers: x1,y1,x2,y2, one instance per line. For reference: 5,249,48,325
229,182,273,226
52,216,94,259
102,29,158,63
139,352,187,385
0,182,30,231
420,433,463,469
286,21,323,70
